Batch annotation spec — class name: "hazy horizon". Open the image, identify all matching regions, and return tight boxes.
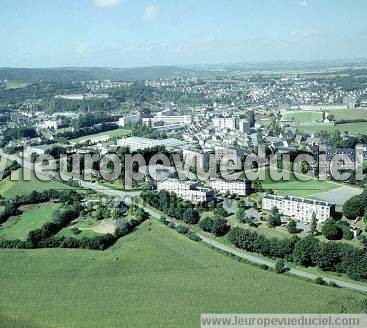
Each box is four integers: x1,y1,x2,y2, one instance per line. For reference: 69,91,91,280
1,0,366,68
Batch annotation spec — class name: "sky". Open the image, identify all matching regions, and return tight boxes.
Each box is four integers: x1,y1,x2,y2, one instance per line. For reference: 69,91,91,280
1,0,366,68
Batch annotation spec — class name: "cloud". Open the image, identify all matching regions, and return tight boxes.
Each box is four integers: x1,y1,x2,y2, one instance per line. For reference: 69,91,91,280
93,0,125,7
299,1,307,6
77,42,90,55
144,4,159,21
289,29,320,43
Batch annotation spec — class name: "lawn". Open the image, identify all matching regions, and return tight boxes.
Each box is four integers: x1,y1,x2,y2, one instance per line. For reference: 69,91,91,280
329,108,367,121
4,81,29,90
71,128,131,144
55,227,102,239
284,111,323,122
246,168,339,197
0,168,75,199
0,220,365,328
296,122,367,136
0,202,59,241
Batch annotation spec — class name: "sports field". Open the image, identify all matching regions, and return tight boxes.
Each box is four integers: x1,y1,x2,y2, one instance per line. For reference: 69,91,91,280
296,122,367,135
0,220,364,327
248,168,339,197
0,202,59,240
71,128,131,144
4,81,29,90
0,169,74,199
284,111,323,122
328,108,367,121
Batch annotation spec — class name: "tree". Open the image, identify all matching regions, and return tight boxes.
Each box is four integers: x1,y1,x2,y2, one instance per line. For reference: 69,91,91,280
211,218,229,236
275,259,286,274
94,207,104,221
293,236,320,267
110,208,120,220
182,208,200,224
287,220,297,234
321,218,343,240
199,217,214,232
267,206,281,228
253,181,263,193
310,212,318,236
342,195,364,220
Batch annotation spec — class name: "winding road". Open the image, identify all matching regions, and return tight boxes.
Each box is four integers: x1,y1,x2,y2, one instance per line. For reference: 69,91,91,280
1,150,367,293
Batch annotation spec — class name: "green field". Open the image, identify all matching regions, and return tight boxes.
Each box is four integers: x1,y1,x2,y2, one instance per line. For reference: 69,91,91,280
0,220,365,327
71,128,131,144
284,111,323,122
0,169,74,199
296,122,367,136
329,108,367,121
55,227,102,239
246,168,339,197
0,202,59,241
4,81,29,90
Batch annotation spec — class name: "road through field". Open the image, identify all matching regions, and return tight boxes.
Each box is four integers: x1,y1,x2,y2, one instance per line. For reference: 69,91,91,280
2,151,367,293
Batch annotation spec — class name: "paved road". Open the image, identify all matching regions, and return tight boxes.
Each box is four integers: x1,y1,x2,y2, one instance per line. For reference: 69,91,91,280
2,151,367,293
142,204,367,293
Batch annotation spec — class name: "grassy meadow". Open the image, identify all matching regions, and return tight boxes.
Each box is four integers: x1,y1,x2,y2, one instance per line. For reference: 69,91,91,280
284,111,323,122
71,128,131,144
0,220,365,327
0,202,59,241
245,168,339,197
296,122,367,135
0,169,74,199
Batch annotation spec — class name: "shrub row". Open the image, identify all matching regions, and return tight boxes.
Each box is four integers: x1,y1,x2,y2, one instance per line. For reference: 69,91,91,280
228,227,367,281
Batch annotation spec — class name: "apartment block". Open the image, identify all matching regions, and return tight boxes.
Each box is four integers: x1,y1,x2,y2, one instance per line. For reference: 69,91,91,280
213,117,236,130
157,179,214,204
262,194,335,222
118,114,141,127
182,148,211,170
210,179,252,196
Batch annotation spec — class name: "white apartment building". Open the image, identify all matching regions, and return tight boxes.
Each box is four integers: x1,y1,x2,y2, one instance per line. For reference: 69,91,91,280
157,179,214,204
118,114,141,127
117,136,188,152
262,194,335,223
210,179,252,196
182,148,211,170
213,117,236,130
37,120,58,130
142,115,192,126
117,136,160,151
238,119,250,134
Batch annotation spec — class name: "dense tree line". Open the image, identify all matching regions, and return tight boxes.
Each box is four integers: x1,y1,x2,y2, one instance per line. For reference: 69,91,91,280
160,217,201,242
0,161,21,180
0,189,81,225
1,126,38,145
228,227,367,281
141,190,200,224
57,122,118,140
115,207,150,238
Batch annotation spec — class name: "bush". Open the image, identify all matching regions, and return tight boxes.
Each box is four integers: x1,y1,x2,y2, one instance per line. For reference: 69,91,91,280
199,217,214,232
328,281,339,288
275,259,286,274
187,231,201,242
259,264,269,270
175,225,189,235
314,277,326,285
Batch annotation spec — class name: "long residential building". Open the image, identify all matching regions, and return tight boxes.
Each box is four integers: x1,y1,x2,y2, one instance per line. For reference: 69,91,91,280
118,114,141,127
210,179,252,196
157,179,214,204
117,136,188,151
262,194,335,222
142,115,192,126
182,148,211,170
